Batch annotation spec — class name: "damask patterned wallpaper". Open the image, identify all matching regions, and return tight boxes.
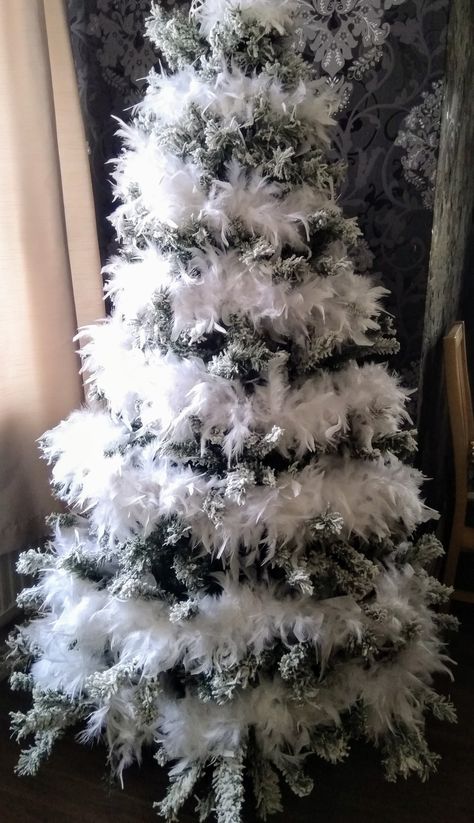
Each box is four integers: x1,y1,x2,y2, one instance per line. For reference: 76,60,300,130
66,0,449,380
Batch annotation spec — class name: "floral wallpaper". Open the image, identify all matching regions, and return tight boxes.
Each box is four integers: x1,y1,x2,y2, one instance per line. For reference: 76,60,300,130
300,0,408,90
66,0,449,379
395,78,444,210
298,0,449,379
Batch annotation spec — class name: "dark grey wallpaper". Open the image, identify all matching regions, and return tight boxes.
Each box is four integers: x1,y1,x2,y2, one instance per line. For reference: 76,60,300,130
66,0,449,379
299,0,448,377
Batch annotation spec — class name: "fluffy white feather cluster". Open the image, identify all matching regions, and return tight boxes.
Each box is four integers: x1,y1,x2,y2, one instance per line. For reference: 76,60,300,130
74,318,411,457
140,63,335,143
23,550,448,774
104,242,387,346
111,149,327,249
189,0,304,36
44,409,432,552
15,0,450,811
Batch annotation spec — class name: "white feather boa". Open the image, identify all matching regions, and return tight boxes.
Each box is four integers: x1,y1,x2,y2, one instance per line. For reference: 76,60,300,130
190,0,305,37
25,563,448,773
140,63,335,143
104,243,388,347
73,312,410,455
110,132,331,250
42,413,434,551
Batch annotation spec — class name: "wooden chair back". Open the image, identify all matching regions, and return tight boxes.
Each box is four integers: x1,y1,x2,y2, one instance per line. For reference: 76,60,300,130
443,321,474,599
444,322,474,498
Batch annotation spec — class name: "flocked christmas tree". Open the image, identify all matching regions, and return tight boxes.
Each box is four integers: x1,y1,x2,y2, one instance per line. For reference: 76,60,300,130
9,1,457,820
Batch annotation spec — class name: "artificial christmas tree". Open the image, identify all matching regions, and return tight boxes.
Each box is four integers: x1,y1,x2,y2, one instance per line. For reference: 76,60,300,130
9,1,456,819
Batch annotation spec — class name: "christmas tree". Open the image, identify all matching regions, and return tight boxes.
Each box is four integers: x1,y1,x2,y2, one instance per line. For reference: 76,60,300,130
9,1,456,820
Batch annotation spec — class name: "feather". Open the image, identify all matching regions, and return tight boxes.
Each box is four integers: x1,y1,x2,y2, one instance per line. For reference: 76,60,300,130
190,0,305,37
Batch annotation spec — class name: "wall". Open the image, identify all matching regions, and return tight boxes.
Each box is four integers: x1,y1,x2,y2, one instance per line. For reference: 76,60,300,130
418,0,474,523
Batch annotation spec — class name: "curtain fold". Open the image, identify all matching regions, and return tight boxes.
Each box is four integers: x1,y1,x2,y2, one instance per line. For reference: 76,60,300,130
0,0,104,558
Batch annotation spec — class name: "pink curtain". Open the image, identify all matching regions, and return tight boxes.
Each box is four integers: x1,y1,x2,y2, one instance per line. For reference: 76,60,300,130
0,0,104,559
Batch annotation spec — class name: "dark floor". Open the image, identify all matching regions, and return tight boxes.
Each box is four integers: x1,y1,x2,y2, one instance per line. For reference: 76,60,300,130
1,605,473,823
